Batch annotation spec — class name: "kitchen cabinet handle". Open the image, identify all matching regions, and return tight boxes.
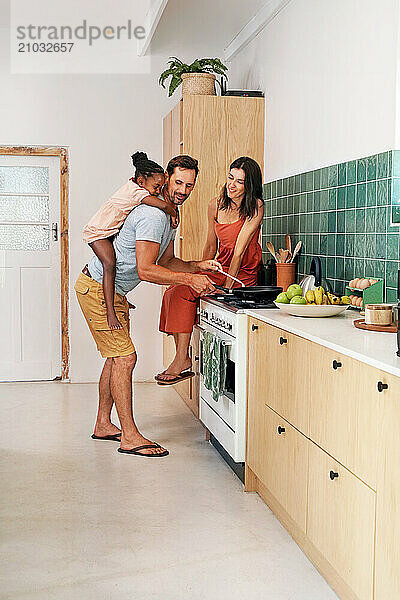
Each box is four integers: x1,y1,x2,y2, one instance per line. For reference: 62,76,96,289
251,324,259,331
330,470,339,480
194,355,199,362
377,381,388,392
277,426,286,435
279,337,288,345
332,360,342,370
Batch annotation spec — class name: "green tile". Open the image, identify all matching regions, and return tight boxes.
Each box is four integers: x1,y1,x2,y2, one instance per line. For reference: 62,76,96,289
313,191,321,211
377,179,388,206
288,176,295,194
301,172,307,193
356,183,366,207
347,160,357,184
389,151,393,175
338,162,347,186
392,206,400,224
314,169,321,190
326,256,336,278
313,212,321,231
328,165,338,188
354,258,365,277
346,184,356,208
387,234,399,259
367,154,377,181
373,260,385,279
283,178,288,196
264,183,270,200
337,187,346,209
393,150,400,177
386,261,399,287
276,179,283,197
320,234,328,255
306,213,313,230
328,188,337,210
320,212,328,233
307,192,314,212
336,257,345,279
377,152,389,179
320,167,329,189
327,234,336,255
288,195,294,214
345,233,354,256
346,209,356,233
265,202,271,217
357,157,367,182
336,234,345,255
355,233,365,257
294,174,301,193
356,208,366,232
376,206,387,231
305,171,313,192
391,178,400,205
337,210,345,233
365,208,376,232
328,211,336,233
365,233,376,258
345,257,355,280
366,181,376,206
320,189,329,210
312,234,320,254
299,193,307,213
375,233,386,259
386,288,398,302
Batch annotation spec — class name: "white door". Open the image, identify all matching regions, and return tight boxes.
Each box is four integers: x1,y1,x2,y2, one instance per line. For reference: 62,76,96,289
0,155,61,381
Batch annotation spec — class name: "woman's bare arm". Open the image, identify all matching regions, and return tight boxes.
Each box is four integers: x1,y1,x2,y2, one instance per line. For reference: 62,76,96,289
202,198,218,260
224,200,264,288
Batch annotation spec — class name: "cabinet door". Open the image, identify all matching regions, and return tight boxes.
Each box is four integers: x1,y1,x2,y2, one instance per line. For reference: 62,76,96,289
248,318,310,434
309,346,379,489
261,406,308,532
307,442,375,600
375,372,400,600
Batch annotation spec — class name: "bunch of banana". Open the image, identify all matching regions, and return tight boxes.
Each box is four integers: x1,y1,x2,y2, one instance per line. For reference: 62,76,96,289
305,288,352,306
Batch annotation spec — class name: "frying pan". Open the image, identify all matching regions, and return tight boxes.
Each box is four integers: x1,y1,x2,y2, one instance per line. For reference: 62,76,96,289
213,284,282,300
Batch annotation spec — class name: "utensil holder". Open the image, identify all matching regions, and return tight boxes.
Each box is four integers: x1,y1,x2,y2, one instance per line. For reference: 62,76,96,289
276,263,296,292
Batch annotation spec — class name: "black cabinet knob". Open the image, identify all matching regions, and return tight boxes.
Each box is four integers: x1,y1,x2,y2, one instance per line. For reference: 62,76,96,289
330,470,339,480
251,324,258,331
194,356,199,362
279,337,288,345
332,360,342,370
377,381,388,392
277,426,286,435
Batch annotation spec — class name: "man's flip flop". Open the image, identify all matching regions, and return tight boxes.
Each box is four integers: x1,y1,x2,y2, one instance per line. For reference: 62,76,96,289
156,370,195,386
91,433,121,441
117,443,169,457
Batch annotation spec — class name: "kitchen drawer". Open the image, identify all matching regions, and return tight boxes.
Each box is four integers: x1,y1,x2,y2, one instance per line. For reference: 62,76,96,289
307,441,375,600
248,319,310,435
309,346,379,489
256,405,308,532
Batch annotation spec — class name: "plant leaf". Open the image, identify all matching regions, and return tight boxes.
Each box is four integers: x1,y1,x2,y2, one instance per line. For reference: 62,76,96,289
169,74,182,97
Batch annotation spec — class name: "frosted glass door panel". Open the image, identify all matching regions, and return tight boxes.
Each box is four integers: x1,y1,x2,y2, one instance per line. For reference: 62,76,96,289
0,225,50,251
0,166,49,194
0,196,49,222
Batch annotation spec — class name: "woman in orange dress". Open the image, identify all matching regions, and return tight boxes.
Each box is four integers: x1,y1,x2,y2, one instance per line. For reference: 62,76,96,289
157,156,264,384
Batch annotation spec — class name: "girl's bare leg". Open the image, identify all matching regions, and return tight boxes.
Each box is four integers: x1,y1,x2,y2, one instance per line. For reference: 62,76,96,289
158,332,192,380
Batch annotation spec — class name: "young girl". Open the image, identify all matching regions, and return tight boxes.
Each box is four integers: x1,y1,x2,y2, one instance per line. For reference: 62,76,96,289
83,151,178,331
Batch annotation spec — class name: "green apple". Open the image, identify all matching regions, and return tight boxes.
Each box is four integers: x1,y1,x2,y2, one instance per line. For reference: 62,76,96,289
276,292,290,304
290,295,307,305
286,284,303,300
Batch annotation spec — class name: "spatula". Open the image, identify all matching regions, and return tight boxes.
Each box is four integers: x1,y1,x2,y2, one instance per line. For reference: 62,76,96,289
285,234,292,255
290,240,302,262
267,241,280,262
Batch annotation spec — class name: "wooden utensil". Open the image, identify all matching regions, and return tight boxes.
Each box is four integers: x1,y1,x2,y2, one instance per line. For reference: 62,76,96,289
285,234,292,255
279,249,290,263
290,241,302,262
267,241,280,262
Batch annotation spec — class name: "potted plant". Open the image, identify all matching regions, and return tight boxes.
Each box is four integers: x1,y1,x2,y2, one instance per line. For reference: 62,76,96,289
159,57,228,97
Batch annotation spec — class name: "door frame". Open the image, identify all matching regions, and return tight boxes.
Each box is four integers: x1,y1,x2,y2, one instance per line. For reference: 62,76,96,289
0,145,70,380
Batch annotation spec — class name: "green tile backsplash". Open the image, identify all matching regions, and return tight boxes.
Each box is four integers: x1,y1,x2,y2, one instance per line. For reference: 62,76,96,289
263,151,400,301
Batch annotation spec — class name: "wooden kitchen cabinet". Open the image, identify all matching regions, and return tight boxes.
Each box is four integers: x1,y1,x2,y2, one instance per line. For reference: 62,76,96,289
375,372,400,600
308,346,380,490
307,442,376,600
247,318,311,435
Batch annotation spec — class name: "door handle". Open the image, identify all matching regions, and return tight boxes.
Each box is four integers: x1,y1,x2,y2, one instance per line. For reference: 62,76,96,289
52,222,58,241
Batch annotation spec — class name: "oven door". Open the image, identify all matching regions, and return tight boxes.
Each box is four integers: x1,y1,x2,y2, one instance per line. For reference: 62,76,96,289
198,325,236,431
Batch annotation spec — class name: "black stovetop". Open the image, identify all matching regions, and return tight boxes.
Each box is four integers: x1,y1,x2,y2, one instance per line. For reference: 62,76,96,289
208,294,277,310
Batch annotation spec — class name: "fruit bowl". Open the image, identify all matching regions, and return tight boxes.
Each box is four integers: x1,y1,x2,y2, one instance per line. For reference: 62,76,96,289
274,303,349,318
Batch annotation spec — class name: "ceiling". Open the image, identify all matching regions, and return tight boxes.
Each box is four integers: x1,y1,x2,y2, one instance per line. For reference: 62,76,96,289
151,0,267,57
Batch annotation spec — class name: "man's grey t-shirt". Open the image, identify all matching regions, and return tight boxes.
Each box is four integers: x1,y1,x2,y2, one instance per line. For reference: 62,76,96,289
88,205,175,296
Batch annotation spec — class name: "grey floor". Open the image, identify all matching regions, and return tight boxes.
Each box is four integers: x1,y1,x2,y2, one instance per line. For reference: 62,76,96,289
0,382,339,600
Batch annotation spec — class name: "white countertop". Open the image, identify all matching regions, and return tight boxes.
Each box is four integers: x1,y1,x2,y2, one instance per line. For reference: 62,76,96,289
245,308,400,378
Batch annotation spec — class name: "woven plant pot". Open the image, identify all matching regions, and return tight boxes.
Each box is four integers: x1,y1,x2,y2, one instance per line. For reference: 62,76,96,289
181,73,216,96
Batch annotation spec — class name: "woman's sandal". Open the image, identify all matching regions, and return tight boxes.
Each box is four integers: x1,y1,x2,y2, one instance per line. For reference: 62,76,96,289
117,443,169,457
155,370,195,386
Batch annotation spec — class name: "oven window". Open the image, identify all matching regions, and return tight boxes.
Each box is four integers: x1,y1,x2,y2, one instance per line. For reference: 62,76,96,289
224,358,235,402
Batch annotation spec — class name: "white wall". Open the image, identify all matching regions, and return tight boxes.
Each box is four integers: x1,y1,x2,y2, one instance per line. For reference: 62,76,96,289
0,2,226,383
227,0,400,182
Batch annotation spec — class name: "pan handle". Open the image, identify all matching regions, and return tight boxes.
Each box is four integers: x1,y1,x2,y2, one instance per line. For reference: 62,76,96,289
213,285,232,293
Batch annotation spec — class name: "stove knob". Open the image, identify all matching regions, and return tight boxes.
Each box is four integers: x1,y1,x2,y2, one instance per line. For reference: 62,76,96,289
228,324,233,331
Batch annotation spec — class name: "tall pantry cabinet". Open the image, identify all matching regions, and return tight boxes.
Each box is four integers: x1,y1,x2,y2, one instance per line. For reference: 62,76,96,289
162,95,265,414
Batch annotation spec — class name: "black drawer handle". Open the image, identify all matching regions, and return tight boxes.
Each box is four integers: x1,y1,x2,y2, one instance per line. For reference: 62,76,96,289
279,337,287,345
332,360,342,370
330,470,339,480
377,381,388,392
251,324,259,331
277,426,286,435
